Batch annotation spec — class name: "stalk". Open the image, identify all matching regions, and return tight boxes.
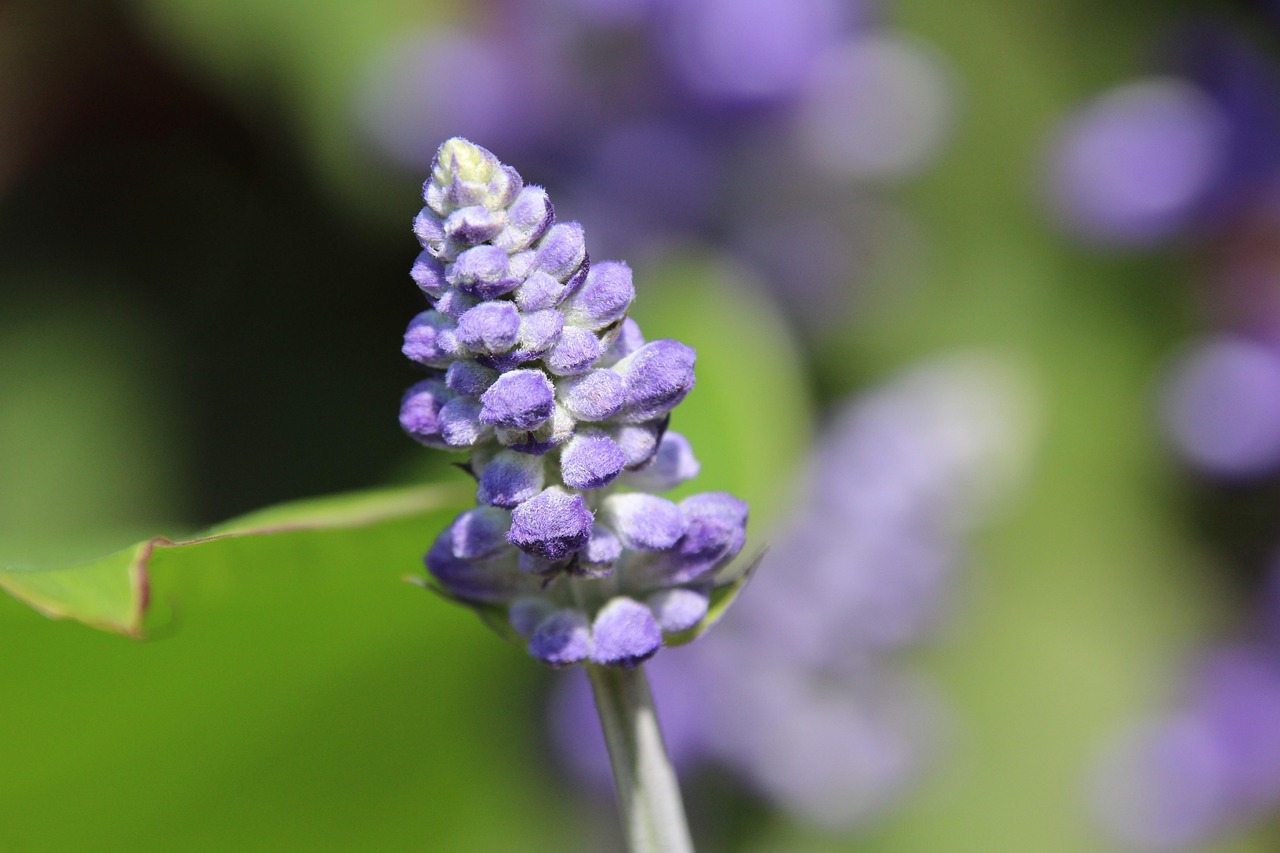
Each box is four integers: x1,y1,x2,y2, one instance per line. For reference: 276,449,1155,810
586,663,695,853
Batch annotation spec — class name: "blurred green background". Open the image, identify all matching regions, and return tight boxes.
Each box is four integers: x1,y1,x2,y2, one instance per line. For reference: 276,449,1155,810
2,0,1276,850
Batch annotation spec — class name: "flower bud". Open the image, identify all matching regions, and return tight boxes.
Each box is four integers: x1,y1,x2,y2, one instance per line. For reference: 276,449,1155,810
477,449,546,508
602,493,687,551
456,301,521,354
560,430,627,490
562,261,635,330
479,369,556,430
590,597,662,667
615,340,697,423
403,311,461,368
508,487,594,561
623,431,700,492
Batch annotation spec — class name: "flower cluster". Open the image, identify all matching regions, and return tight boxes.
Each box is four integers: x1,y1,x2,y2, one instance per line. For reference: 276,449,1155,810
400,138,748,668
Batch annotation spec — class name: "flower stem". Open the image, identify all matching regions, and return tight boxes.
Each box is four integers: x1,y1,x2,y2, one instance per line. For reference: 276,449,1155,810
586,663,694,853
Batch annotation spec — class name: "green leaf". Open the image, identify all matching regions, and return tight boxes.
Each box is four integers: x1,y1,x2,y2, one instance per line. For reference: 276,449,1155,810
0,483,469,638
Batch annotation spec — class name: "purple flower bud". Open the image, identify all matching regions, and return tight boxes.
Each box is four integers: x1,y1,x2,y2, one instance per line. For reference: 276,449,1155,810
479,369,556,430
444,204,507,246
562,261,635,330
514,270,569,313
494,185,554,253
410,251,448,298
558,368,628,421
456,301,521,354
438,396,491,447
445,360,497,398
560,430,628,490
535,222,587,281
545,326,604,376
581,522,623,575
413,207,448,256
530,609,593,666
450,506,513,559
612,419,666,468
665,492,750,583
647,588,710,633
477,449,546,508
623,431,700,492
598,317,646,367
426,138,521,213
603,493,687,551
426,529,528,604
509,596,556,637
448,245,520,299
403,311,461,368
615,340,697,423
399,379,451,447
590,597,662,667
433,287,477,319
508,487,594,561
517,309,565,356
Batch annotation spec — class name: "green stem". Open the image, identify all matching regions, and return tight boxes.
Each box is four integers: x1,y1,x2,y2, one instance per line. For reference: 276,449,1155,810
585,663,695,853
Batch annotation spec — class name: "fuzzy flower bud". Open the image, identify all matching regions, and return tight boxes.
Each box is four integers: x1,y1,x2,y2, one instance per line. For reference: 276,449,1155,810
401,138,748,667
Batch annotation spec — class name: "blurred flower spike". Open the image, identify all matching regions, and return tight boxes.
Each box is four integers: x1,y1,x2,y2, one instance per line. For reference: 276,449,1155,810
400,138,749,668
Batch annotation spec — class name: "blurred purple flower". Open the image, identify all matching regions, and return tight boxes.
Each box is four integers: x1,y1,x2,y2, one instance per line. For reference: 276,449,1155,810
1046,78,1227,246
656,0,848,105
1092,647,1280,850
1160,336,1280,478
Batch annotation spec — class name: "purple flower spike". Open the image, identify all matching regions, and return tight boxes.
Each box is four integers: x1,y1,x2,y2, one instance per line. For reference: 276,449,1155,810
647,588,710,633
561,430,628,489
590,597,663,667
445,360,497,398
616,340,697,423
410,251,448,298
457,301,522,354
624,431,700,492
449,245,519,299
530,609,593,667
559,368,628,422
477,449,546,508
535,222,587,281
438,396,490,447
399,379,450,447
479,369,556,430
562,261,635,330
403,311,460,368
508,487,594,560
402,139,748,667
450,506,513,559
545,326,604,376
603,493,687,551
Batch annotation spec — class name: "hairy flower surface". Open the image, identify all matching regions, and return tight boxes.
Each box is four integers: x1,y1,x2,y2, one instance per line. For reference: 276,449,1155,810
401,138,748,668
